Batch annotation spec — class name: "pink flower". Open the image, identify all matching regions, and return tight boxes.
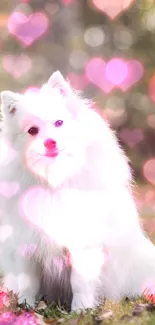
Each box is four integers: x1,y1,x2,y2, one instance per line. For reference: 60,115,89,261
0,291,10,308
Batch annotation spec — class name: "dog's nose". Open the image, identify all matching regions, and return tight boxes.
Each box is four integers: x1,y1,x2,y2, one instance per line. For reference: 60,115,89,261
44,138,57,150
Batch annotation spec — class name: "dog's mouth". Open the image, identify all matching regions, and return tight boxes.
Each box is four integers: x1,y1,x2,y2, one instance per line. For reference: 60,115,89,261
44,150,59,158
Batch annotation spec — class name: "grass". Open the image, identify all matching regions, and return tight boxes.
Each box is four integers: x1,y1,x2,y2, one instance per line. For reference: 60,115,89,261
1,289,155,324
19,297,155,325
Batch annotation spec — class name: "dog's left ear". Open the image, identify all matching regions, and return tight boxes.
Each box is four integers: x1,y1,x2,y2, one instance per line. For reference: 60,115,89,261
47,71,72,95
1,91,22,116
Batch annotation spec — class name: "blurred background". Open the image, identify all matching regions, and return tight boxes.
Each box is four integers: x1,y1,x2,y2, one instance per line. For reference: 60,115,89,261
0,0,155,237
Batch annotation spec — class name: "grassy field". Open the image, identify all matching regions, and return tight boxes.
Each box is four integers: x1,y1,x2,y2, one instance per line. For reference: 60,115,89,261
2,297,155,325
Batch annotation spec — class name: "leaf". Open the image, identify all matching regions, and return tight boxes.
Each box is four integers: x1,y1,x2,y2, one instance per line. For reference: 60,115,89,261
132,303,148,316
120,314,137,323
93,310,113,323
36,301,48,311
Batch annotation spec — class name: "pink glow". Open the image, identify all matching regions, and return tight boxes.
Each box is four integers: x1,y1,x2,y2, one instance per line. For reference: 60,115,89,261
85,57,109,91
119,128,144,148
105,58,128,85
62,0,75,4
8,12,49,47
2,54,32,79
148,114,155,129
0,311,38,324
0,291,10,308
149,75,155,102
23,86,40,94
67,72,89,90
85,57,144,93
143,217,155,235
92,0,135,19
142,279,155,298
120,60,144,91
143,159,155,186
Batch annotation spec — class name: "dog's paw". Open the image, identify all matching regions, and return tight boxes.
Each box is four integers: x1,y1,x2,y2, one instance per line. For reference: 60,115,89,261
71,293,96,313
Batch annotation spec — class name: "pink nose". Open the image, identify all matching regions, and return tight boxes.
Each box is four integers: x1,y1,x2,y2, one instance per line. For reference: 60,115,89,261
44,138,56,150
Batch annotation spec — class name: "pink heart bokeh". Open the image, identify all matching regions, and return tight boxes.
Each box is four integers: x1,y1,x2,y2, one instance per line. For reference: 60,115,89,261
143,159,155,186
2,54,32,79
8,12,49,46
62,0,75,4
85,57,144,93
149,75,155,102
119,128,144,148
121,60,144,91
105,58,128,85
67,72,89,90
92,0,135,19
147,114,155,129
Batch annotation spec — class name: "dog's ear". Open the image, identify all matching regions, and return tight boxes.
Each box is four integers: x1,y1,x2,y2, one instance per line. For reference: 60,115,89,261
47,71,72,96
1,91,22,115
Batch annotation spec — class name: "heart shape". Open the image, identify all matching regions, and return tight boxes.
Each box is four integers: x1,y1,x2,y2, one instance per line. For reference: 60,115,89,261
2,54,32,79
85,57,144,93
143,159,155,186
92,0,135,19
67,72,89,90
8,12,49,46
85,57,114,93
119,128,144,148
105,58,128,85
148,114,155,129
120,60,144,91
149,75,155,102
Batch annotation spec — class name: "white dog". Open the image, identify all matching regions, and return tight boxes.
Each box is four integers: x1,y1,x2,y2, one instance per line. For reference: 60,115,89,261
0,71,155,312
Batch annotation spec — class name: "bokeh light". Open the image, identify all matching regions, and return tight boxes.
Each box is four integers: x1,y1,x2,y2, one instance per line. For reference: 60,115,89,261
91,0,135,19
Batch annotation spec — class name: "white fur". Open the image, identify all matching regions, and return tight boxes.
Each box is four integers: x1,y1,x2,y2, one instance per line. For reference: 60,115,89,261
0,71,155,311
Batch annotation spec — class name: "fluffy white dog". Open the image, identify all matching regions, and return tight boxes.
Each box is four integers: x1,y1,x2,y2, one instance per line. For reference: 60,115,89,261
0,71,154,312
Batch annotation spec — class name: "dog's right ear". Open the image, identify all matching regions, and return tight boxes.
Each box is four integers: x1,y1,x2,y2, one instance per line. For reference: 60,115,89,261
46,71,72,96
1,91,22,115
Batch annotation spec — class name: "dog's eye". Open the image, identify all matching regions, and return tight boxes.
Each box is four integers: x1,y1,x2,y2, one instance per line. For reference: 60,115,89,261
54,120,64,127
28,126,39,136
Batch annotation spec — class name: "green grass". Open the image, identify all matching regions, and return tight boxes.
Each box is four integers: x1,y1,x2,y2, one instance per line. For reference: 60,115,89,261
32,298,155,325
2,291,155,324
